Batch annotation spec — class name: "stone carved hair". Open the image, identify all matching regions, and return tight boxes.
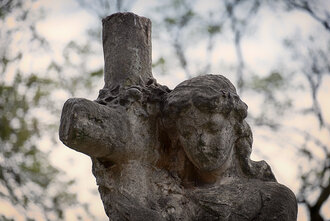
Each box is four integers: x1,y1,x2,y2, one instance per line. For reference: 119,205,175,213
163,74,276,182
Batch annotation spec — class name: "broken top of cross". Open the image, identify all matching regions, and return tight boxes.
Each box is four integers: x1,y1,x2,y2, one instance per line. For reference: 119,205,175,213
102,12,152,89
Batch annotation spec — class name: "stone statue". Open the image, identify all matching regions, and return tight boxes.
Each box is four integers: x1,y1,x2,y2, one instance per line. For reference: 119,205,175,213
59,12,297,221
162,75,297,220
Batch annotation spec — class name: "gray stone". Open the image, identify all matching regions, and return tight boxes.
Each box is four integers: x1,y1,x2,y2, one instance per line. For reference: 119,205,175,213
102,12,152,89
59,12,297,221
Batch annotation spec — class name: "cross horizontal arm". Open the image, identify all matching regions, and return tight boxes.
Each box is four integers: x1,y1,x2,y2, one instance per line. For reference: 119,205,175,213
59,98,130,159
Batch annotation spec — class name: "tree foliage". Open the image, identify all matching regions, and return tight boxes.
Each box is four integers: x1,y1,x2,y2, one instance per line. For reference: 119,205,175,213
0,0,93,220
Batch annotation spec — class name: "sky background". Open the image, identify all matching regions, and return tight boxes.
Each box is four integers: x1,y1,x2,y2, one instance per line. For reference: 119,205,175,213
1,0,329,220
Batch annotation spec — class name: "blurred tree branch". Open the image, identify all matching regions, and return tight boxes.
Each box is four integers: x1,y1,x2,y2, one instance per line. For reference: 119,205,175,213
0,0,96,220
287,0,330,31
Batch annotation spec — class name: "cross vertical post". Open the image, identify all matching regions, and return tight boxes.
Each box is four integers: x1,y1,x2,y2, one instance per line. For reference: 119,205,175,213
102,12,152,89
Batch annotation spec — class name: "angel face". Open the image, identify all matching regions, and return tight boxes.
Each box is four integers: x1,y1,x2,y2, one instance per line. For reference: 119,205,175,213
176,106,236,172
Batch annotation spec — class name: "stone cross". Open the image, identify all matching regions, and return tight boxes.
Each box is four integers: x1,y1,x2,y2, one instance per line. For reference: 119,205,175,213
60,13,172,220
60,13,150,157
59,12,297,221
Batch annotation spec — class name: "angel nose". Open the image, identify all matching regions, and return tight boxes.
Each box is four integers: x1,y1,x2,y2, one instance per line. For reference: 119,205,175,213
198,133,207,147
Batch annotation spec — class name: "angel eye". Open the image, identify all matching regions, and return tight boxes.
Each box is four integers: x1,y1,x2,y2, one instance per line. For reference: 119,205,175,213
204,122,218,133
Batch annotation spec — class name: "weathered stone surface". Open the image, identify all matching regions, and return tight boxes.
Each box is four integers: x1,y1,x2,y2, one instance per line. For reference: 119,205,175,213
59,98,131,159
102,12,152,89
59,12,297,221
